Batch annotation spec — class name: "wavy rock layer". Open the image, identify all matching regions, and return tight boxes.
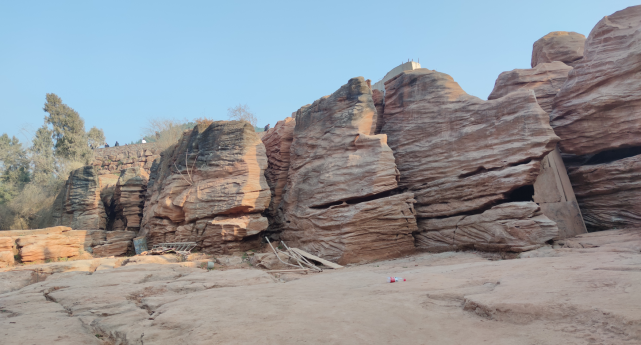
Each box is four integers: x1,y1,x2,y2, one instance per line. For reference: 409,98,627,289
550,6,641,155
381,68,559,251
488,61,572,113
382,69,559,218
141,121,270,254
51,166,108,230
415,202,558,252
569,154,641,231
531,31,586,68
109,167,149,231
261,116,296,231
280,77,417,264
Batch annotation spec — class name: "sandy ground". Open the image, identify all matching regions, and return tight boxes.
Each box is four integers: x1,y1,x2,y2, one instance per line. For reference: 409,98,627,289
1,232,640,345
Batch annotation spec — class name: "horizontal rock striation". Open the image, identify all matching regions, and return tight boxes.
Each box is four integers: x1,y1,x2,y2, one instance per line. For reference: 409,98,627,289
140,121,271,254
568,154,641,231
51,166,108,230
381,68,559,251
108,167,149,231
488,61,572,113
550,6,641,156
280,77,417,264
415,202,558,252
531,31,586,68
261,116,296,232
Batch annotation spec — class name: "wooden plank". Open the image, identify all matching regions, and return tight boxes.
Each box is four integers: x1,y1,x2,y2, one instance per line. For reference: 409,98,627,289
266,269,309,273
290,248,343,269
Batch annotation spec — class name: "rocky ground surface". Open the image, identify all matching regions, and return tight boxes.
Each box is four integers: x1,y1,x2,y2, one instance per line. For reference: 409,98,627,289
1,230,639,345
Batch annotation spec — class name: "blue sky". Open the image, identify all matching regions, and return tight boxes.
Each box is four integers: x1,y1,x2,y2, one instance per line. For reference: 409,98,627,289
1,0,639,145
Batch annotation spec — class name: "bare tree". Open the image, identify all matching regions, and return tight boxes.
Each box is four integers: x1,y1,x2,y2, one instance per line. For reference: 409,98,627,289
227,104,257,127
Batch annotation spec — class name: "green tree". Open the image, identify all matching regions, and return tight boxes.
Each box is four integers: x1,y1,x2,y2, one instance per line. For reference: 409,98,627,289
0,134,30,204
87,126,105,149
30,126,56,183
43,93,92,162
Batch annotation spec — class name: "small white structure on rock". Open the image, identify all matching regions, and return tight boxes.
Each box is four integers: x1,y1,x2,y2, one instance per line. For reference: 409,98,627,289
372,61,421,92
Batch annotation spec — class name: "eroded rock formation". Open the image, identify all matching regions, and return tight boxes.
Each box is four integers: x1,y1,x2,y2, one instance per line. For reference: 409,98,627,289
488,61,572,113
381,68,559,251
531,31,586,68
568,154,641,231
550,6,641,155
140,121,270,254
108,167,149,231
51,166,108,230
280,77,417,264
547,6,641,231
261,116,296,232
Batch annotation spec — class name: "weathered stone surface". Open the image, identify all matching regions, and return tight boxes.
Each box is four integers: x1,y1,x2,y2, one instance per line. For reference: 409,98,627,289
532,147,587,239
92,231,136,257
381,68,559,251
372,88,385,133
141,121,270,254
0,237,16,267
488,61,572,113
10,227,99,262
51,166,108,230
531,31,586,67
568,154,641,231
415,202,558,252
261,116,296,231
550,6,641,155
382,69,559,219
108,167,149,231
280,77,417,264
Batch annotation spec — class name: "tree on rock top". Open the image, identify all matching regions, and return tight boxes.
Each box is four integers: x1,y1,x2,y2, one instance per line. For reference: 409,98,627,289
227,103,257,127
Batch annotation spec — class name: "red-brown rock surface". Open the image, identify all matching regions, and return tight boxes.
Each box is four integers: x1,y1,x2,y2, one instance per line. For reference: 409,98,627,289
51,166,108,230
140,121,270,254
568,154,641,231
109,167,149,231
550,6,641,155
488,61,572,113
261,116,296,231
372,88,385,133
381,69,559,251
92,231,136,257
415,202,558,252
280,77,417,264
531,31,586,68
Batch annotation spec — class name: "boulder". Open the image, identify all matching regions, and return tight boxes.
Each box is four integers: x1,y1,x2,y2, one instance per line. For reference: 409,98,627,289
92,231,136,257
140,121,270,254
51,166,108,230
8,227,103,262
550,6,641,155
415,202,558,252
280,77,417,264
108,167,149,231
568,154,641,231
488,61,572,113
381,68,559,251
0,237,15,267
531,31,586,68
261,116,296,231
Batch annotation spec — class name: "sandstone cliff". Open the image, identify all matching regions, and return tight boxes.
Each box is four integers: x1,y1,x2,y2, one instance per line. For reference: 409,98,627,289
279,77,417,264
51,166,108,230
531,31,586,68
108,167,149,231
140,121,270,254
381,68,559,251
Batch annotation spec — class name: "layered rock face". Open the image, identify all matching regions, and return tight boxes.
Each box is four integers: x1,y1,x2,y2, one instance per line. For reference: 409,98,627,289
531,31,586,68
568,154,641,231
0,226,134,265
550,6,641,155
547,6,641,231
108,167,149,231
140,121,270,254
381,69,559,251
488,61,572,113
280,77,417,264
261,117,296,232
51,166,108,230
488,56,586,239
